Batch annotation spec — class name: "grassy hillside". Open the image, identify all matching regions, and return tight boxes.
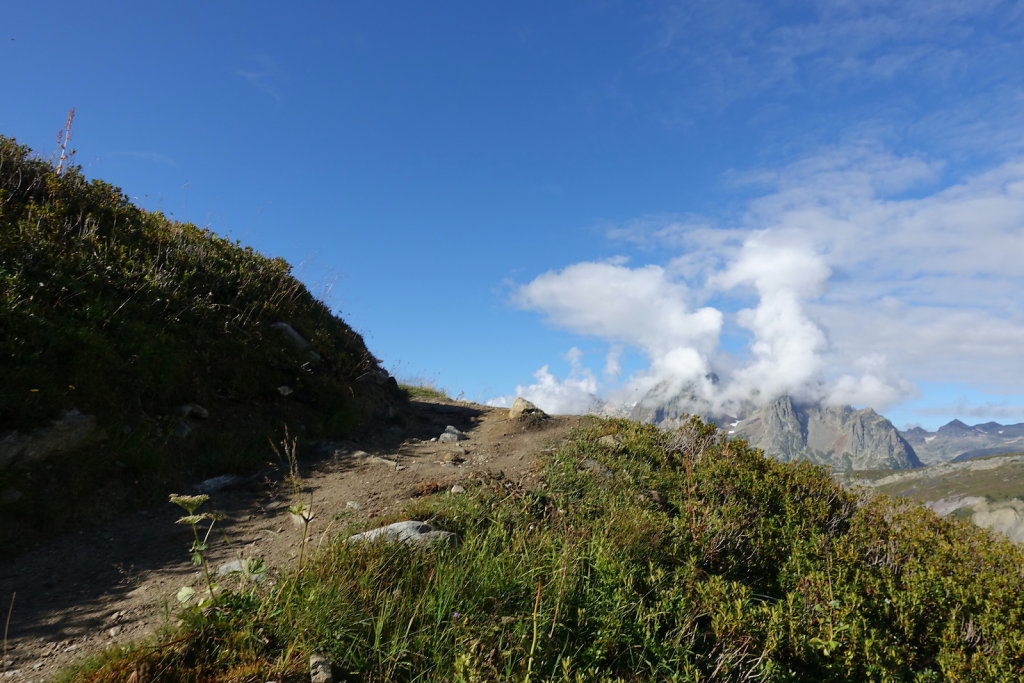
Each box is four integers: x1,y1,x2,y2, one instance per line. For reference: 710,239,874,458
870,453,1024,503
0,136,406,547
68,418,1024,682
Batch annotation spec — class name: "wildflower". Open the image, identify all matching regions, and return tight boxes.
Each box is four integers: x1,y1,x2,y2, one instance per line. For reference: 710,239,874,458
169,493,209,514
176,514,210,526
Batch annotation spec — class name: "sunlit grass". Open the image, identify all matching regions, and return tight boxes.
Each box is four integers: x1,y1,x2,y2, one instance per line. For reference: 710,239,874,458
64,418,1024,681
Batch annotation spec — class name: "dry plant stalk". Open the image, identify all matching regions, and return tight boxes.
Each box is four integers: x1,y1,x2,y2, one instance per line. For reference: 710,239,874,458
56,108,75,176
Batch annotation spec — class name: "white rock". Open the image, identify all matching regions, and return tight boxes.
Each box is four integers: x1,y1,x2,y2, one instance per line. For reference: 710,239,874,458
195,474,244,493
347,520,459,548
438,425,467,443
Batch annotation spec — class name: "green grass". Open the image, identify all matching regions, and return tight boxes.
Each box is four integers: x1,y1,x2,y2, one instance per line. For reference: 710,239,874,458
398,383,452,401
65,418,1024,682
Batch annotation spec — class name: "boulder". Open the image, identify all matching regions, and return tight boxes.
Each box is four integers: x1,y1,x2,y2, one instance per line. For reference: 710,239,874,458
509,397,546,421
0,409,102,470
269,321,322,362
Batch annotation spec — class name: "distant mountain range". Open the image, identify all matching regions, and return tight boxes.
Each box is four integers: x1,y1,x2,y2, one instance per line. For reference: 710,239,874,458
630,381,920,471
629,377,1024,470
900,420,1024,464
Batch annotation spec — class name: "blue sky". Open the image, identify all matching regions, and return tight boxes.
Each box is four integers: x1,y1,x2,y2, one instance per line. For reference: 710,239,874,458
4,1,1024,430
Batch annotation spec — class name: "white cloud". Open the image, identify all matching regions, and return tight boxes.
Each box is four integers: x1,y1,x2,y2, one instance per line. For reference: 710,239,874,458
513,261,723,360
825,355,917,409
233,54,284,102
504,145,1024,417
487,347,602,415
603,344,624,379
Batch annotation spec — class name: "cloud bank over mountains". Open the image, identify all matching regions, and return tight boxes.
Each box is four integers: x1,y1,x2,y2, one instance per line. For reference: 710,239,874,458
494,146,1024,419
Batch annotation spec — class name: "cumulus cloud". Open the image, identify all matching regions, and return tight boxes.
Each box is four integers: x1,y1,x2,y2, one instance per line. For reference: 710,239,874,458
825,355,917,408
487,347,602,415
501,145,1024,420
513,261,723,362
603,344,624,379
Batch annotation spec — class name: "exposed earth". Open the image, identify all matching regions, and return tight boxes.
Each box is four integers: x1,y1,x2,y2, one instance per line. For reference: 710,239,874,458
0,398,590,682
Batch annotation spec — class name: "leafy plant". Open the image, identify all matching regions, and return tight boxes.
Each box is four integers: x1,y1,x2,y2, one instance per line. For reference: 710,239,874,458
168,493,219,605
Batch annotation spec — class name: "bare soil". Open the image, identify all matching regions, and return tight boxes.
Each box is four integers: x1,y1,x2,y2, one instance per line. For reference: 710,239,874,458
0,398,590,682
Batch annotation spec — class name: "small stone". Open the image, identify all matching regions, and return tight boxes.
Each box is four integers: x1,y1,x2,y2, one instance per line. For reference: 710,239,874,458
438,425,467,443
643,489,672,511
450,485,466,495
309,652,333,683
108,625,122,637
218,559,266,583
188,403,209,419
346,500,363,510
195,474,244,493
277,385,293,396
580,458,613,480
175,403,209,419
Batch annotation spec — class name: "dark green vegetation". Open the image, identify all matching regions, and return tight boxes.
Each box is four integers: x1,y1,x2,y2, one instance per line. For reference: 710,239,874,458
67,418,1024,682
0,136,406,547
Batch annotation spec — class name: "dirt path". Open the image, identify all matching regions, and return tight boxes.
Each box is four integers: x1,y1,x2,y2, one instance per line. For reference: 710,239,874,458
0,399,589,682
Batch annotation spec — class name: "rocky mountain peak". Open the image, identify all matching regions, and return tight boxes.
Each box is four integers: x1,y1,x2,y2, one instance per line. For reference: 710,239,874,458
732,397,920,471
937,419,975,436
631,380,921,471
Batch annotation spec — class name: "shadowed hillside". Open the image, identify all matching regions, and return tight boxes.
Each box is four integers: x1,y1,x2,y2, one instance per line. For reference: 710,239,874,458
0,136,407,549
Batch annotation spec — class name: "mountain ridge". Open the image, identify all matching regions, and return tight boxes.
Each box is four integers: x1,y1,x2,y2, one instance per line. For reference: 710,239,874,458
900,419,1024,464
630,379,921,471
